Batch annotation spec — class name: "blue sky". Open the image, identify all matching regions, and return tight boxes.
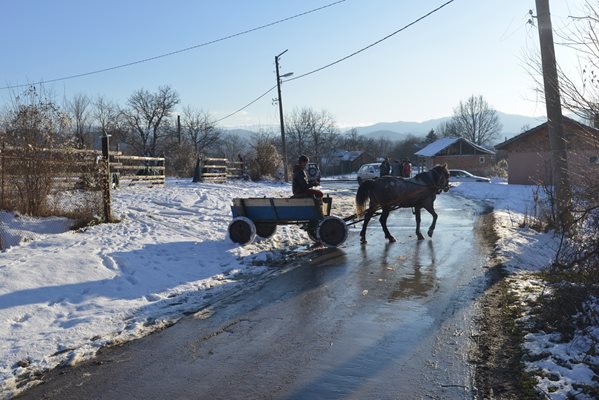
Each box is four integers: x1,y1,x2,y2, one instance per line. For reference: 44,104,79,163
0,0,583,128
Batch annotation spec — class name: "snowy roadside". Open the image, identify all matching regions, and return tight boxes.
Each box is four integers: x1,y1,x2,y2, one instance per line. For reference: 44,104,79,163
0,178,316,399
451,181,599,399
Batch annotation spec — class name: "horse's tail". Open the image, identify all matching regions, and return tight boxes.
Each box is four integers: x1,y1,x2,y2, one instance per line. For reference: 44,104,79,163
355,179,374,216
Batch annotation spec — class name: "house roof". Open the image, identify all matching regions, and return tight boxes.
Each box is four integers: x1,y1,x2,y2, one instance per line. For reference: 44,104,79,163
414,137,495,157
333,150,364,162
494,116,599,150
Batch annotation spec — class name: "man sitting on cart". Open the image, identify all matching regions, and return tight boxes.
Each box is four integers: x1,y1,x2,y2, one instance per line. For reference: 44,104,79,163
292,155,323,199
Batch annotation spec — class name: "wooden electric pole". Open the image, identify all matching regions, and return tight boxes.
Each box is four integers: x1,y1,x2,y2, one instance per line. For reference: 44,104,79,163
275,50,290,182
101,135,112,222
535,0,572,228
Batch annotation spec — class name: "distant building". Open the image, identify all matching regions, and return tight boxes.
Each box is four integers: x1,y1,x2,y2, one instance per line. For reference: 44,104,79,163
494,116,599,185
414,137,496,176
321,150,376,175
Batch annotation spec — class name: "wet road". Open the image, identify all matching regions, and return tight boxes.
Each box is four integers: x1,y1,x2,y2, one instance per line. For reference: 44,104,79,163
19,188,492,400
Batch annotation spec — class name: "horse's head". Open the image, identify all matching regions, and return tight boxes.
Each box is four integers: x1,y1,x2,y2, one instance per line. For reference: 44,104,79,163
432,164,450,193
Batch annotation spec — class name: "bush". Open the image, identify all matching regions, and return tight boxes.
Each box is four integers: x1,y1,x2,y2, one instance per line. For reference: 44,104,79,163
248,141,281,181
491,159,508,178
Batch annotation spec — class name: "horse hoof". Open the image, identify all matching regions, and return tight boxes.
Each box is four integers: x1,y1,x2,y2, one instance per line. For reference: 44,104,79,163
387,236,396,243
417,234,425,240
428,230,434,238
360,237,367,244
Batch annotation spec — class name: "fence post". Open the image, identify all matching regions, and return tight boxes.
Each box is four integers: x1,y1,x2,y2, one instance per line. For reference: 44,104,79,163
192,157,203,183
101,136,112,222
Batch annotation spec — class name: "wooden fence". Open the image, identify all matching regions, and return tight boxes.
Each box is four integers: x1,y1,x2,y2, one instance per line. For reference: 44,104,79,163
110,153,165,187
194,157,246,183
0,143,166,223
0,143,110,220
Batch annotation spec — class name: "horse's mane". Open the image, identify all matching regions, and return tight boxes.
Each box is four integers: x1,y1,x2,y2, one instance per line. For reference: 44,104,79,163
413,164,448,185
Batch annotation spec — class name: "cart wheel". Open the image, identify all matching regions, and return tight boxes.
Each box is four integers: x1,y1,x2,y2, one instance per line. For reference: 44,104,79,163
307,228,319,242
255,223,277,239
317,216,348,247
305,221,319,242
228,217,256,245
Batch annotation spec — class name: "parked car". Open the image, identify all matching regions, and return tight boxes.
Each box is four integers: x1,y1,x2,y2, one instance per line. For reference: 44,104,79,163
357,163,381,184
448,169,491,183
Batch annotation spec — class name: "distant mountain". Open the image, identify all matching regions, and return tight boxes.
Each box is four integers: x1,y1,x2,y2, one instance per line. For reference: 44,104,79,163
352,112,546,142
224,112,548,143
495,112,546,139
222,128,257,137
354,116,450,138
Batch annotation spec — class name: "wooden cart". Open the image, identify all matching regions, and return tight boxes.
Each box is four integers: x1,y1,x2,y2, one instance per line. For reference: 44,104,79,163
228,196,348,248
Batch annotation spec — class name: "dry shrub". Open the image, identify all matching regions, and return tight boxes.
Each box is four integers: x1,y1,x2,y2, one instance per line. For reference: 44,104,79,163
529,174,599,341
491,159,508,179
248,141,282,181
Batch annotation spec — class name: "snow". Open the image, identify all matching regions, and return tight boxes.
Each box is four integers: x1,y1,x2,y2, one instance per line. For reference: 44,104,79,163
0,177,596,399
414,137,460,157
414,137,495,157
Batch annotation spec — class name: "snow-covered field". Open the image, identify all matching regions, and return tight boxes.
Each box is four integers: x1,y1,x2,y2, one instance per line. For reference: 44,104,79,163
0,177,596,399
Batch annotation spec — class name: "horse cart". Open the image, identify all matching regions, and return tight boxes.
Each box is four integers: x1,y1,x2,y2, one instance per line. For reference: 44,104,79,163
228,196,349,247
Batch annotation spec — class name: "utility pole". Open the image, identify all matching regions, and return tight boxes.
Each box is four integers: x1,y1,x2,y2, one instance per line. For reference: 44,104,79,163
101,134,112,222
535,0,572,228
275,49,290,182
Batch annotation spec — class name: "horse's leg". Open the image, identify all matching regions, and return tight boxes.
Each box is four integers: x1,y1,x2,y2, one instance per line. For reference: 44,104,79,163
414,207,425,240
360,208,374,244
424,204,438,238
379,207,396,242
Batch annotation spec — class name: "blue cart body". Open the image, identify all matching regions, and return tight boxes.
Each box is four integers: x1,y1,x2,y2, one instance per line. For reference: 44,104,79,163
228,196,347,247
231,197,331,224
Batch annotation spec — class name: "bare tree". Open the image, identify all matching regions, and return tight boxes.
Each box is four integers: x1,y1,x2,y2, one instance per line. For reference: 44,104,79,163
341,128,364,151
93,96,126,145
450,95,502,145
436,119,460,138
181,106,221,159
122,86,180,156
66,93,91,148
285,107,339,165
548,1,599,122
374,137,394,158
218,133,250,161
390,134,423,162
6,86,70,149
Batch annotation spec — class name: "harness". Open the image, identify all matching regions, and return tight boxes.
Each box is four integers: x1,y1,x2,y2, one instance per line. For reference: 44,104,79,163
403,169,448,194
428,168,450,194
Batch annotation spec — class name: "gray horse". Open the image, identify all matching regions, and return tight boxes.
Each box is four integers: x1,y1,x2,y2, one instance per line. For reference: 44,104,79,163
355,164,450,243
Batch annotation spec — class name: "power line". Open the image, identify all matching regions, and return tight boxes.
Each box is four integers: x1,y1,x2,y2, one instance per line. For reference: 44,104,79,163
215,85,277,123
219,0,455,123
0,0,347,91
286,0,455,82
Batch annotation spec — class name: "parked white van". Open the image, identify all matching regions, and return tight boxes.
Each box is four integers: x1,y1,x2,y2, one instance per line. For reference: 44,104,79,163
357,163,380,184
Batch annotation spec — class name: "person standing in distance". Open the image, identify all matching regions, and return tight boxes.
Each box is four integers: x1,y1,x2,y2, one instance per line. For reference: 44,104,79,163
380,157,391,177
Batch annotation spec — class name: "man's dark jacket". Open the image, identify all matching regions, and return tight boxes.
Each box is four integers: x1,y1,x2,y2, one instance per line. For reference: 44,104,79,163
380,160,391,176
292,164,313,195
